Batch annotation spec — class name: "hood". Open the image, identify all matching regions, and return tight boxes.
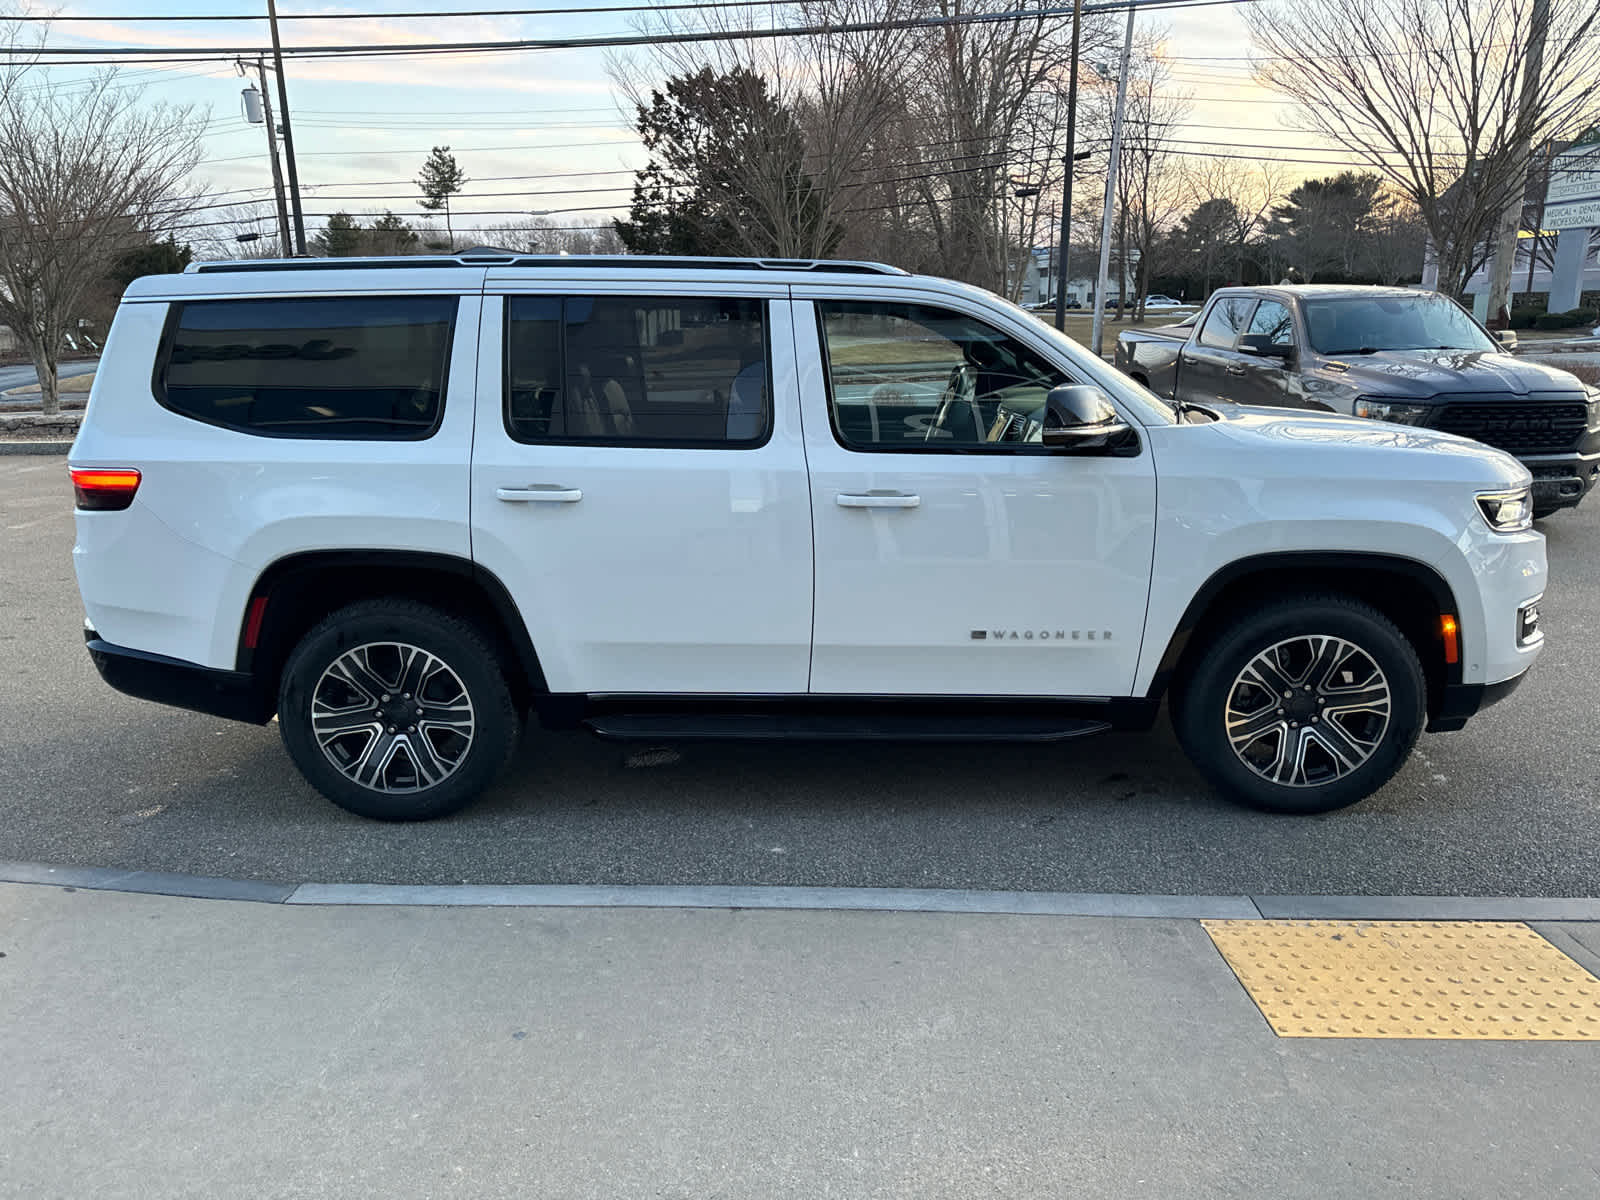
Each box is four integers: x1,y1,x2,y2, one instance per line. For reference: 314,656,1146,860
1200,404,1531,487
1324,348,1583,398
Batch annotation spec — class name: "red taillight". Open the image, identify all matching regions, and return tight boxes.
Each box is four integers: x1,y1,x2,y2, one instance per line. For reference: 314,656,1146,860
70,467,141,512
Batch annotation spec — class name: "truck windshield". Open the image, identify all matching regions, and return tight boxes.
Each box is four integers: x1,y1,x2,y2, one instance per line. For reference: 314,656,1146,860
1303,294,1497,355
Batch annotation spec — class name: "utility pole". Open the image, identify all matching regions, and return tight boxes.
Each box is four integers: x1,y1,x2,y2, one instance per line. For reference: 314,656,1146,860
240,58,292,257
1053,0,1085,331
1483,0,1549,327
1091,4,1135,359
265,0,307,255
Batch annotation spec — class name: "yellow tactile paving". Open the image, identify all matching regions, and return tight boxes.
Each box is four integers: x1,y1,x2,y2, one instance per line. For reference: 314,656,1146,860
1202,920,1600,1040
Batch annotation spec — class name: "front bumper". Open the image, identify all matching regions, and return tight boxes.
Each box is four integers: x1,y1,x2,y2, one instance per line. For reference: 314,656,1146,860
1523,449,1600,512
1427,671,1529,733
86,629,273,724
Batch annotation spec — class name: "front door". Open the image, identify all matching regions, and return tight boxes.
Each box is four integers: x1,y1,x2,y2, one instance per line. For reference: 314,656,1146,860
471,286,813,694
793,293,1157,698
1180,293,1257,404
1232,297,1299,408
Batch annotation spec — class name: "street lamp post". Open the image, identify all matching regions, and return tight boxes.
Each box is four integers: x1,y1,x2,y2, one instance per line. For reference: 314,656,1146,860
1091,5,1136,359
1053,0,1086,332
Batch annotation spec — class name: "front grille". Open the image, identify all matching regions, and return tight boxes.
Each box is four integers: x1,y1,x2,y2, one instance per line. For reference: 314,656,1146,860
1431,399,1586,455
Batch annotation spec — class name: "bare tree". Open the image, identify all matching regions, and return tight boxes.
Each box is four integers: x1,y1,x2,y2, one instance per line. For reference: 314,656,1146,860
1181,156,1289,291
479,217,625,255
0,54,206,413
190,203,280,261
1111,40,1190,320
1247,0,1600,298
613,0,1113,281
612,0,918,260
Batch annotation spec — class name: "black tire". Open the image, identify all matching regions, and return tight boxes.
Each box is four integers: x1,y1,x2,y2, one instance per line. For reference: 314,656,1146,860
278,598,518,821
1172,594,1425,815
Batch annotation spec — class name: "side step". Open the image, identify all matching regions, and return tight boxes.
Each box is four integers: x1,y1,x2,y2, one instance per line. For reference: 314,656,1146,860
583,713,1113,743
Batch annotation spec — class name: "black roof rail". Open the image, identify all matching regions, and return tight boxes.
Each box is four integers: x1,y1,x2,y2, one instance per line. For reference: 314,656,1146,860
189,254,909,276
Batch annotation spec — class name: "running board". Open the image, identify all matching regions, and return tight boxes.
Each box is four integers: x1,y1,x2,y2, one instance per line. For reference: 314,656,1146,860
583,713,1113,743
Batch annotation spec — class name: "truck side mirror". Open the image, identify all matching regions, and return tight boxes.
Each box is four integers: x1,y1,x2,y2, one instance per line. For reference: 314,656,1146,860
1042,385,1136,453
1238,333,1294,360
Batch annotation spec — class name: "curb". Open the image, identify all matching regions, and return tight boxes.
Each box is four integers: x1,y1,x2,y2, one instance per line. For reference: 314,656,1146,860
4,859,1600,920
0,441,72,455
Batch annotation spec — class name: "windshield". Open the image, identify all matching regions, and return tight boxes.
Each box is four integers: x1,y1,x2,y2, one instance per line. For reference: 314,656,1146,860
1303,294,1496,355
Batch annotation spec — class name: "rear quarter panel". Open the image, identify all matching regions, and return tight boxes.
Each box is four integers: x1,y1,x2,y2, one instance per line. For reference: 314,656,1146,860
70,292,482,670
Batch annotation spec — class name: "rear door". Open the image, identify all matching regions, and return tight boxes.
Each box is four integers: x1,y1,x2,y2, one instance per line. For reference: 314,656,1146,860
1178,294,1256,403
471,280,812,694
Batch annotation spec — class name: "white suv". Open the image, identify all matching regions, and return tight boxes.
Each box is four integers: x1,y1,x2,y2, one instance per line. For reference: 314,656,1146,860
69,255,1546,820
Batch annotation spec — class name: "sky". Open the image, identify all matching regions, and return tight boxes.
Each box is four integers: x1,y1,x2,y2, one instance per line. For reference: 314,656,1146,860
13,0,1358,247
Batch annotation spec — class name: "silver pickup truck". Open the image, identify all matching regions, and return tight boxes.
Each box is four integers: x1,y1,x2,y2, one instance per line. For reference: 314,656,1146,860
1113,284,1600,515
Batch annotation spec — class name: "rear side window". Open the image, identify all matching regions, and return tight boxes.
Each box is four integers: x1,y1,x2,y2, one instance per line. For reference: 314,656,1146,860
504,295,770,447
1197,297,1254,350
157,296,458,439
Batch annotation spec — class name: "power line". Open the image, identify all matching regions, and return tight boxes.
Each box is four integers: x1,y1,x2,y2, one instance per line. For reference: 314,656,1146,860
8,0,1264,62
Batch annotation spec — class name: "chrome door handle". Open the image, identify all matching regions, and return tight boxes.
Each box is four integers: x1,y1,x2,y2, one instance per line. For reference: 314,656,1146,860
836,491,920,509
496,485,583,503
1225,362,1247,376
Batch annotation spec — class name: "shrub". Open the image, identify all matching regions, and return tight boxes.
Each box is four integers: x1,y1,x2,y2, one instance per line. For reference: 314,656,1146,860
1509,307,1544,329
1534,312,1574,329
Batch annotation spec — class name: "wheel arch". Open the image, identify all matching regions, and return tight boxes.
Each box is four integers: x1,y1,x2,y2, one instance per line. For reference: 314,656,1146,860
1144,552,1462,718
236,550,547,712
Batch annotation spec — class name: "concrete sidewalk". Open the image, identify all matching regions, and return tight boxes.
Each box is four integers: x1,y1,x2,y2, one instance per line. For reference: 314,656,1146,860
3,882,1599,1198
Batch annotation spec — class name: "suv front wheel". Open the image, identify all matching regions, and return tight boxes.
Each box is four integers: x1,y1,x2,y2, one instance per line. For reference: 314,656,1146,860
1173,595,1425,814
278,599,518,820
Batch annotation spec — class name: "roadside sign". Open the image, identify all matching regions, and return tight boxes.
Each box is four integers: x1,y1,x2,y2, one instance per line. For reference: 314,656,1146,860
1544,144,1600,230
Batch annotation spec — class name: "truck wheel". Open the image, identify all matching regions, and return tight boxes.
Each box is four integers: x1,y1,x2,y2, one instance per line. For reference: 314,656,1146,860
1172,595,1424,814
278,599,518,821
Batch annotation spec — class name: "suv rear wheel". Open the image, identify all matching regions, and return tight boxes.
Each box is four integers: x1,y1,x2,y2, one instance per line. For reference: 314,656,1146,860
278,599,518,820
1172,595,1425,814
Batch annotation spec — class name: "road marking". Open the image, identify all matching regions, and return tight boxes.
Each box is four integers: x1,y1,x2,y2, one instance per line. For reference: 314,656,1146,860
1205,919,1600,1040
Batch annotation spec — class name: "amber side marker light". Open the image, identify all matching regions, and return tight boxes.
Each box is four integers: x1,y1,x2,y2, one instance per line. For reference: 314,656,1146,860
1440,614,1460,665
70,467,142,512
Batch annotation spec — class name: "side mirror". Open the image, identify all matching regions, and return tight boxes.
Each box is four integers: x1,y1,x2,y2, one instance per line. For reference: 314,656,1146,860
1042,385,1135,452
1238,333,1294,359
1492,328,1518,352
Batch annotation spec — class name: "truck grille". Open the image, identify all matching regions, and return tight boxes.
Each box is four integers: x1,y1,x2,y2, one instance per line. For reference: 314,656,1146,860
1431,399,1586,455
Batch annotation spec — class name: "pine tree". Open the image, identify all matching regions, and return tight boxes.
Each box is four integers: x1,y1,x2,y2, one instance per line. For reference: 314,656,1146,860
416,147,468,251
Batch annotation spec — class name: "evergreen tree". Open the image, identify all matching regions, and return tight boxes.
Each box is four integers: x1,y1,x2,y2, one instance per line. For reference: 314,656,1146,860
416,146,469,251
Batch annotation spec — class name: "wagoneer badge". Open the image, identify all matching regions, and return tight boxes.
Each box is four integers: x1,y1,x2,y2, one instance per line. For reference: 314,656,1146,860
972,629,1111,641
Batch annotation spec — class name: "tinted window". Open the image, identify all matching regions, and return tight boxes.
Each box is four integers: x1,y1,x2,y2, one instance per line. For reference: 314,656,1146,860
818,300,1070,450
1197,297,1254,349
159,296,457,438
505,296,769,446
1247,300,1295,347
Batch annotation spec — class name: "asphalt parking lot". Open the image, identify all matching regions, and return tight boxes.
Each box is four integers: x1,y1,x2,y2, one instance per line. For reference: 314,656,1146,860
3,455,1597,895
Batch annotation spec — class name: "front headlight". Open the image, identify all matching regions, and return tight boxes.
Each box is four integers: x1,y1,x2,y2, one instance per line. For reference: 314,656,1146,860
1477,487,1533,532
1585,388,1599,431
1353,397,1431,424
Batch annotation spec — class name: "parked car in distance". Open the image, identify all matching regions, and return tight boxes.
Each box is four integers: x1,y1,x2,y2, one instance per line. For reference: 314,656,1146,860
71,256,1544,822
1114,285,1600,515
1142,295,1188,309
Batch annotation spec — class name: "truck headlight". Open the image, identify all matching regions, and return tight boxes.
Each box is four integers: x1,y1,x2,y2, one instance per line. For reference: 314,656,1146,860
1476,487,1533,532
1585,388,1599,431
1353,397,1431,424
